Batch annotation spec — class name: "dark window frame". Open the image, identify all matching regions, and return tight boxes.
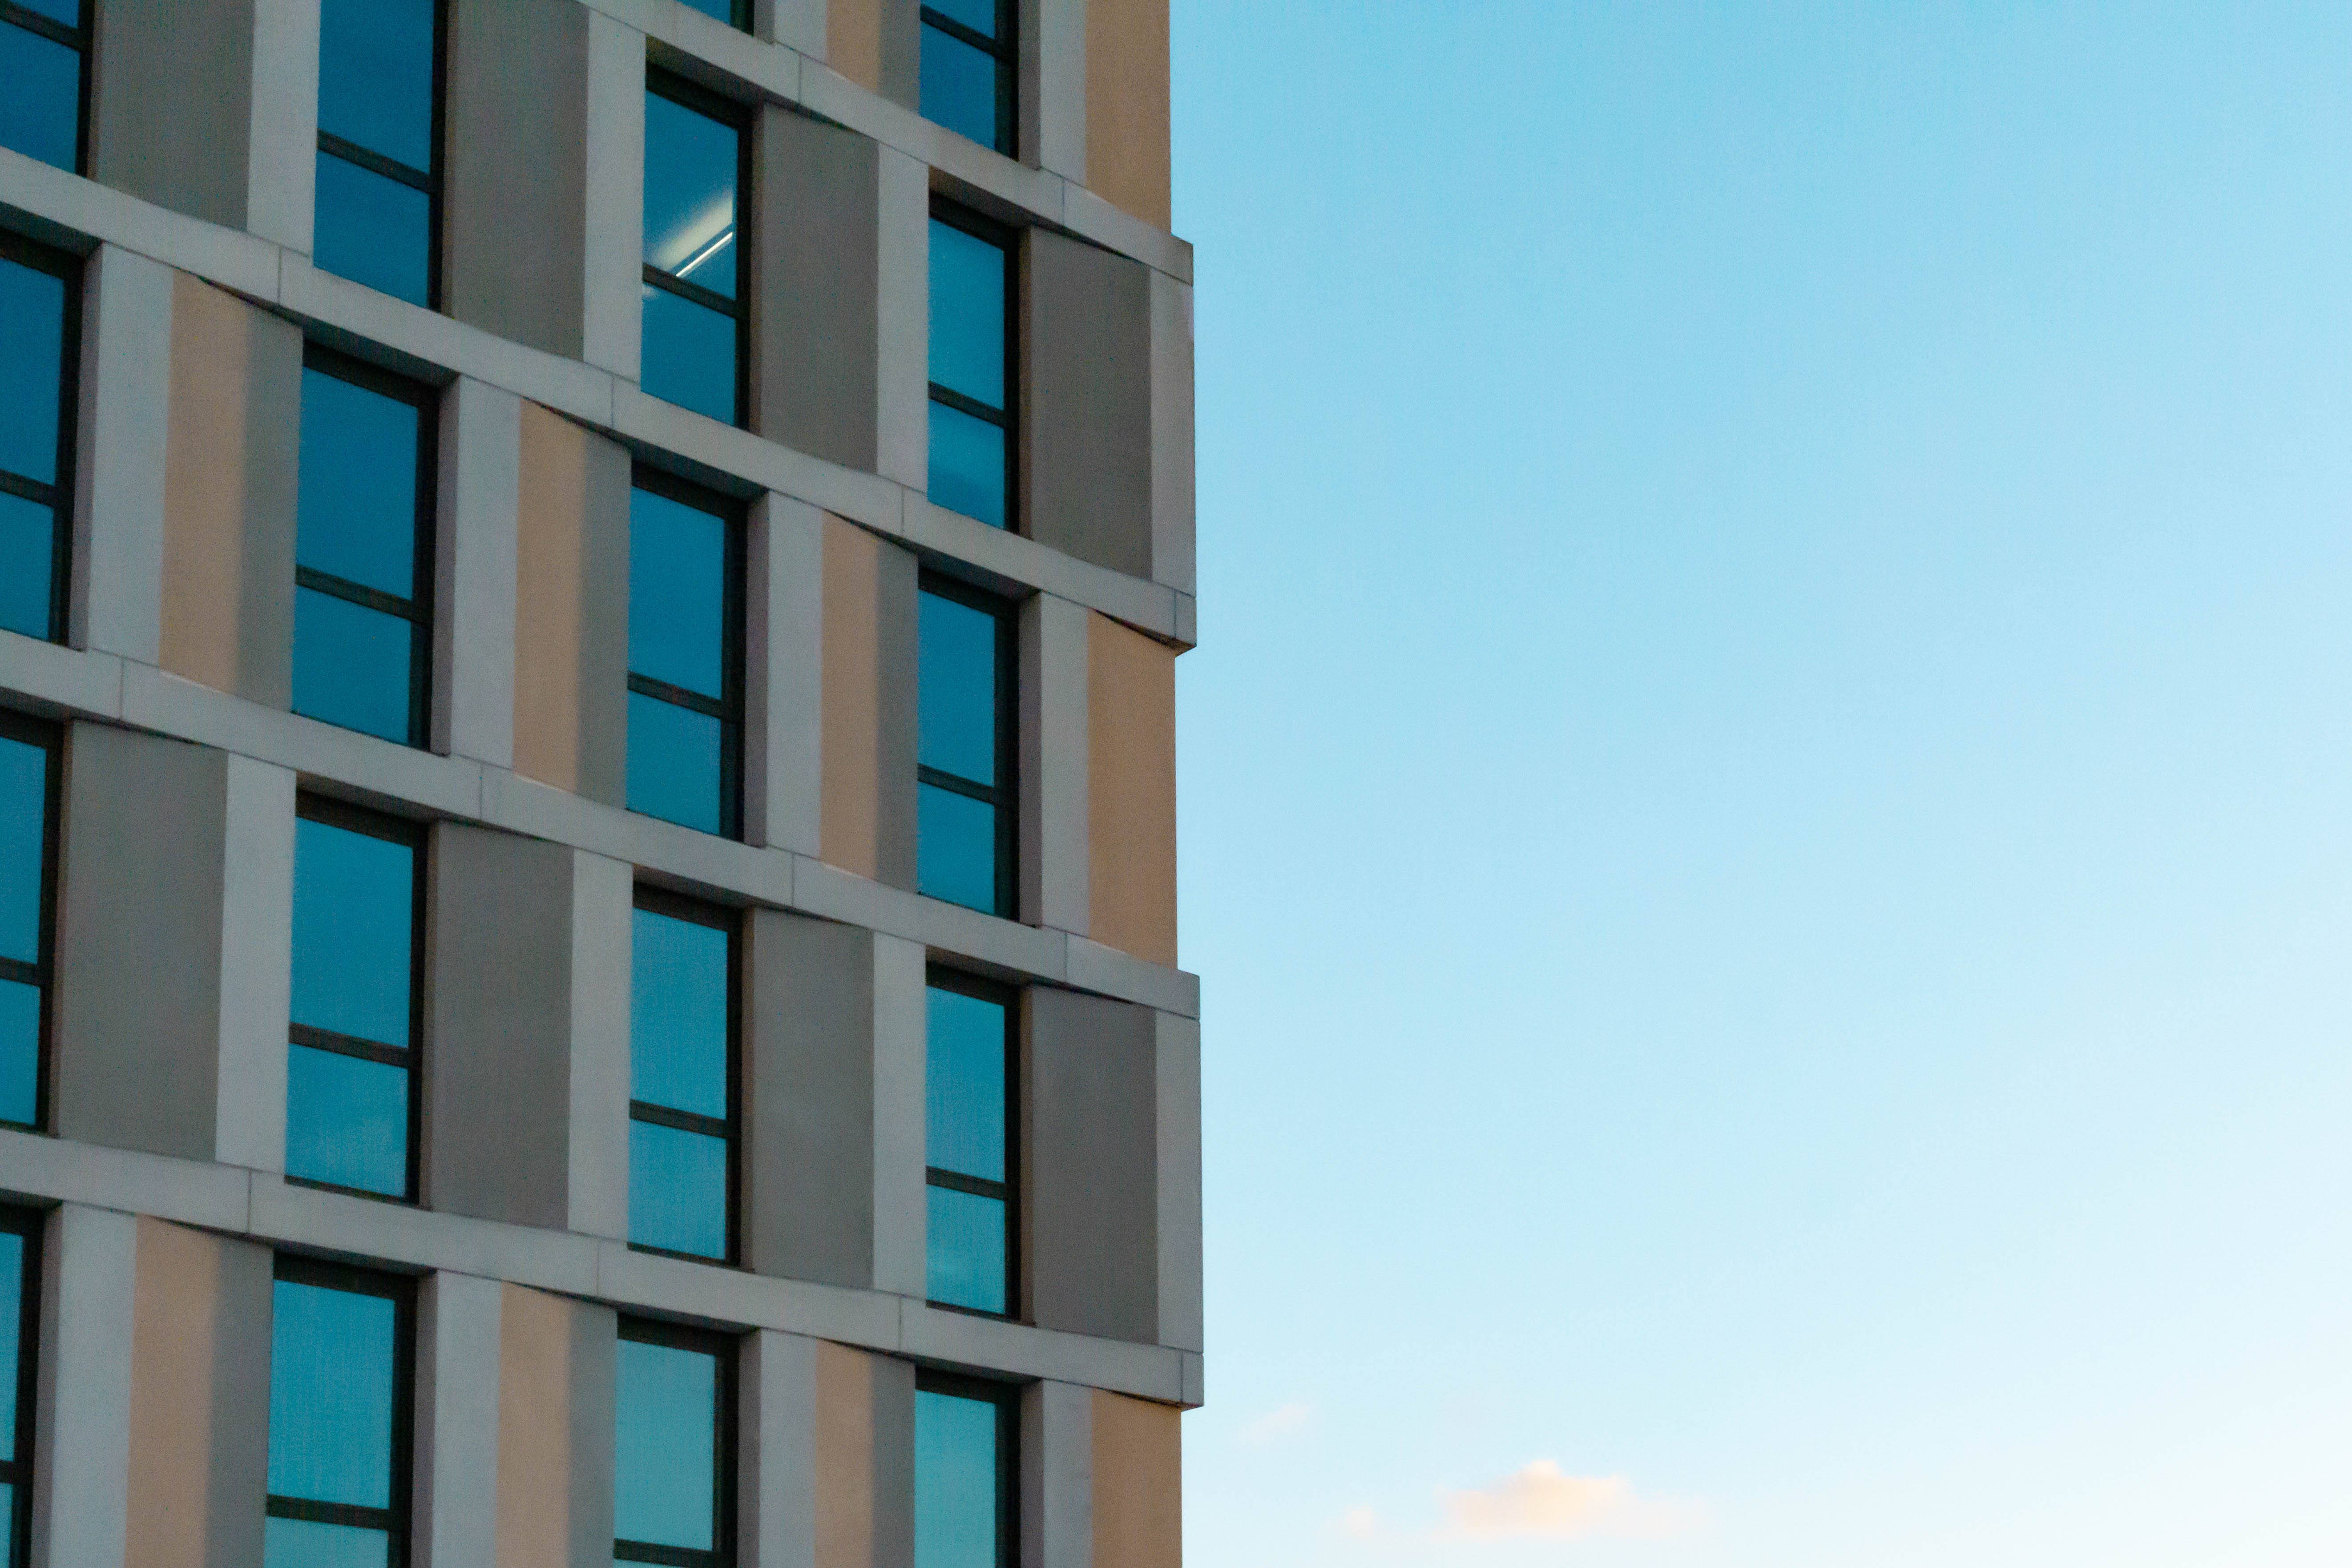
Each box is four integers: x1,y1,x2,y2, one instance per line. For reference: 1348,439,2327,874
313,0,448,309
0,1205,42,1568
615,1316,738,1568
266,1255,417,1563
627,886,742,1268
642,68,753,430
627,465,748,842
919,0,1017,157
914,1369,1021,1568
0,228,82,646
926,199,1021,534
923,967,1019,1321
287,795,428,1205
0,0,93,176
916,572,1019,919
0,710,60,1135
295,343,439,749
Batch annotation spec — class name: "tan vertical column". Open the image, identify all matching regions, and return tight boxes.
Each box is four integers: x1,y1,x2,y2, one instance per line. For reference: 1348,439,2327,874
1083,614,1177,965
739,1335,917,1568
1082,0,1170,230
819,519,917,890
494,1286,617,1566
826,0,919,107
514,404,631,808
1088,1393,1181,1568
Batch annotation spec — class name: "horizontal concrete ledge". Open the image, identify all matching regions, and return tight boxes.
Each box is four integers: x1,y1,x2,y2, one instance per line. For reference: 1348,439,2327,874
0,633,1202,1019
0,1130,1202,1407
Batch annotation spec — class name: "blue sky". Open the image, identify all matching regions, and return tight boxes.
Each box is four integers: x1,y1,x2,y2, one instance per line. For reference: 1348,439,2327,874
1168,4,2352,1563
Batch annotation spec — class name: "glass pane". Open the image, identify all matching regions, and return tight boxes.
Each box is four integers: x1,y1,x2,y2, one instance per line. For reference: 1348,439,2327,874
925,987,1005,1181
0,979,39,1128
918,785,1000,914
286,1043,408,1197
643,93,738,299
926,1187,1008,1313
614,1336,717,1550
0,1479,10,1564
0,255,65,486
641,286,738,425
294,589,415,745
298,367,421,600
0,1230,20,1459
928,222,1005,409
265,1515,391,1568
631,908,729,1117
291,818,413,1047
0,491,56,640
313,152,432,307
927,0,997,38
916,1388,1002,1568
629,488,727,698
926,401,1007,529
677,0,738,20
18,0,81,26
918,590,999,784
0,25,79,174
626,691,725,836
317,0,436,171
269,1279,395,1507
628,1120,728,1260
0,736,44,966
920,27,1001,152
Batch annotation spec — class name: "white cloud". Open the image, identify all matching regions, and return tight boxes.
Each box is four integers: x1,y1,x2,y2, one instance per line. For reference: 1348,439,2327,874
1339,1460,1704,1548
1239,1401,1317,1446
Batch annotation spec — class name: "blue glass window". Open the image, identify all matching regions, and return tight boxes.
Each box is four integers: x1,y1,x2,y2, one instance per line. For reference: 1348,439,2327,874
917,581,1013,915
615,1322,733,1566
295,352,433,746
920,0,1012,154
927,212,1014,528
315,0,441,305
0,718,56,1133
629,894,736,1262
628,476,743,838
925,977,1013,1316
915,1377,1015,1568
643,77,745,425
0,0,87,174
0,237,77,644
267,1260,411,1566
287,803,420,1201
0,1208,41,1563
676,0,746,27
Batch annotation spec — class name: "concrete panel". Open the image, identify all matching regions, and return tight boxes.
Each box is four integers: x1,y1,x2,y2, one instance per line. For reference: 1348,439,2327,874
867,1351,917,1568
160,274,301,709
568,851,634,1242
1084,614,1175,965
581,12,647,380
246,0,321,253
73,246,171,666
33,1205,136,1568
444,0,591,356
830,0,919,106
746,495,824,857
1021,594,1089,936
497,1285,617,1568
1089,1391,1180,1568
435,379,522,768
740,1330,814,1568
871,933,929,1301
820,520,918,888
1023,988,1157,1344
417,1272,503,1568
1082,0,1170,230
1024,234,1152,579
1021,1380,1090,1568
874,149,930,490
53,725,228,1162
1146,272,1195,595
745,911,874,1287
755,107,880,472
125,1219,272,1568
88,0,256,229
1151,1012,1201,1354
212,755,295,1174
759,0,827,57
514,406,630,806
1029,0,1087,183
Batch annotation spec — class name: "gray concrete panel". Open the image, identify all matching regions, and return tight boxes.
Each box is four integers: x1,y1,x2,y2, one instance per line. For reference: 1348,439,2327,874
567,1298,620,1566
434,379,521,770
1019,593,1088,936
1146,270,1196,594
240,304,303,710
579,431,633,807
869,933,928,1299
245,0,320,254
53,725,229,1163
31,1204,135,1568
72,246,171,667
1023,988,1158,1344
581,12,646,380
566,851,634,1242
755,108,880,473
874,149,930,491
871,1354,917,1568
1151,1011,1202,1353
873,538,920,890
744,910,875,1288
746,496,824,859
1020,1380,1091,1568
89,0,256,229
444,0,591,357
416,1272,502,1568
1023,233,1154,579
878,0,922,110
201,1231,275,1568
212,755,294,1174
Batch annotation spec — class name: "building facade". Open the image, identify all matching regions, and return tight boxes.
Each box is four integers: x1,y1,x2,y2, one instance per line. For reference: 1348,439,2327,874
0,0,1197,1562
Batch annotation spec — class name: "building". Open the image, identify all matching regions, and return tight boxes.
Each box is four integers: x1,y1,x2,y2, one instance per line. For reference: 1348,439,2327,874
0,0,1198,1561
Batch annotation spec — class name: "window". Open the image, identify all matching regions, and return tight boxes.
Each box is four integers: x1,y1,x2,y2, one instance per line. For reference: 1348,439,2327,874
0,0,89,173
642,73,747,426
615,1319,734,1568
294,348,435,746
0,715,57,1133
927,208,1016,530
629,891,738,1263
925,974,1014,1316
0,233,78,645
287,800,423,1202
628,472,744,838
917,578,1014,915
314,0,444,306
914,1373,1017,1568
267,1258,413,1567
676,0,747,28
920,0,1013,154
0,1209,40,1566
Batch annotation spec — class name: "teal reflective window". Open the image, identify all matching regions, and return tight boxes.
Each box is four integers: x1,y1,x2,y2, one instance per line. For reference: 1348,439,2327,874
0,1,86,174
615,1324,732,1566
643,78,745,425
627,479,742,838
916,582,1012,915
0,1208,40,1556
924,978,1013,1315
919,0,1010,154
629,897,735,1262
926,214,1013,528
677,0,746,25
266,1262,410,1566
0,720,56,1131
0,238,77,644
314,0,440,304
915,1380,1013,1568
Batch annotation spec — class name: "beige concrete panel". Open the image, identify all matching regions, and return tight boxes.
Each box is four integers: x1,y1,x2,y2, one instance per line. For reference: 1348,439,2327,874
1085,615,1177,966
831,0,916,104
126,1219,271,1568
815,1342,877,1568
1084,0,1170,229
1089,1392,1181,1568
822,517,884,879
496,1285,573,1565
515,406,630,805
